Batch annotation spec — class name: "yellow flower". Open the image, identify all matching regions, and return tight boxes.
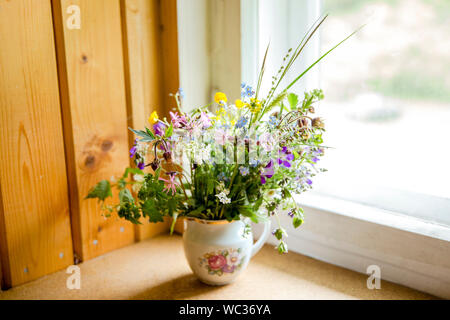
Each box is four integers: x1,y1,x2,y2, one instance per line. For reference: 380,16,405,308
214,92,227,105
216,107,226,116
249,98,262,114
148,111,159,124
235,99,244,109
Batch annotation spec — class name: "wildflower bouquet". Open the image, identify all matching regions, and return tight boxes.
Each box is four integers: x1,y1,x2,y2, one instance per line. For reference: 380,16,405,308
86,15,358,253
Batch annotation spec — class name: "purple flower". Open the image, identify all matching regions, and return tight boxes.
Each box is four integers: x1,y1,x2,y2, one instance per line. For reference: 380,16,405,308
278,146,294,168
137,162,145,170
129,139,138,158
222,264,236,273
306,179,313,185
288,210,295,218
260,160,275,185
153,122,166,136
312,157,320,163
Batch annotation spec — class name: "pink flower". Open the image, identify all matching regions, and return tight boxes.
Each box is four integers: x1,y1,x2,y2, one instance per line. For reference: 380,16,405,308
159,172,180,195
170,111,187,128
215,128,229,145
199,112,212,128
208,254,227,270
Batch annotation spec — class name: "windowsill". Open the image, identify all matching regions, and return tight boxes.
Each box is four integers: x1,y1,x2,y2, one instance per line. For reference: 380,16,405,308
265,192,450,299
295,192,450,242
0,235,435,300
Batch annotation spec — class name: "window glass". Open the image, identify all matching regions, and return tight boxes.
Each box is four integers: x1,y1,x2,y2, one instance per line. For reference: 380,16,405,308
315,0,450,206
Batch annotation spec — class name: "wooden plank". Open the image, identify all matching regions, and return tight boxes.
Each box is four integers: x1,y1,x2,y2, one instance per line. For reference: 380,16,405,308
210,0,241,100
52,0,135,261
0,0,74,288
160,0,180,111
120,0,179,240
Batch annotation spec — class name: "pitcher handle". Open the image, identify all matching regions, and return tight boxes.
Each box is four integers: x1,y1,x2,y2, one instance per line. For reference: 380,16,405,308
251,220,271,257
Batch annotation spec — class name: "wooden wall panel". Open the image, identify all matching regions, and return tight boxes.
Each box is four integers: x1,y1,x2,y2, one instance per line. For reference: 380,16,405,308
52,0,135,261
120,0,179,240
160,0,181,112
0,0,74,288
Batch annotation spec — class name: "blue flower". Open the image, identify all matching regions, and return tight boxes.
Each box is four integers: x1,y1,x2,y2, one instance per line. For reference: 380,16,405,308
217,172,228,182
241,83,255,98
239,166,249,176
178,88,185,99
235,116,248,129
268,116,279,127
249,159,260,167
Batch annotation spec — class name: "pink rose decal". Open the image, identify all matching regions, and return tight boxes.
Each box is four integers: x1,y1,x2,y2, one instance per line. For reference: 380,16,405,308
208,254,227,270
200,248,245,276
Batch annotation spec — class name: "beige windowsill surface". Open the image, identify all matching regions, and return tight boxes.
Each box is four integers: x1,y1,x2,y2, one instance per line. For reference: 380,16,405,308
0,235,436,300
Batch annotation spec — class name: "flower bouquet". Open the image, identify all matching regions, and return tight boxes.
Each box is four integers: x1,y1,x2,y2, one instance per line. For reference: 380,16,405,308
86,15,358,284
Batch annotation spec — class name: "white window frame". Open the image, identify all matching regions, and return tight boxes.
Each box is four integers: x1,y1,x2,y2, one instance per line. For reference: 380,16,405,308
177,0,450,298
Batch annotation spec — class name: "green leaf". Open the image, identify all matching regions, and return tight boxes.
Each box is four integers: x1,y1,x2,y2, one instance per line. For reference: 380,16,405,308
85,180,112,201
142,199,164,223
119,188,134,204
122,167,144,179
252,197,263,212
287,93,299,110
167,197,178,217
293,217,303,228
189,205,205,217
283,24,365,92
274,228,284,240
154,167,161,180
165,123,173,138
129,127,154,142
145,127,156,139
277,241,288,254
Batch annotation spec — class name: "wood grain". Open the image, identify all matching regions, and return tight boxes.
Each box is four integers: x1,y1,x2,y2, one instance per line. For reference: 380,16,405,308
0,0,74,288
120,0,179,240
52,0,135,260
160,0,180,113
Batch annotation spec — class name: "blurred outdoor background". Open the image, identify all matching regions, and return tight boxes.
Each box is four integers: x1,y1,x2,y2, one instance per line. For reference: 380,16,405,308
315,0,450,201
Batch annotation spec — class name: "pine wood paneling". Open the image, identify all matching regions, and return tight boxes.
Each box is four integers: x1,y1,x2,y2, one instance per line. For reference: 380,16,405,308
120,0,179,240
52,0,135,260
160,0,181,112
0,0,74,288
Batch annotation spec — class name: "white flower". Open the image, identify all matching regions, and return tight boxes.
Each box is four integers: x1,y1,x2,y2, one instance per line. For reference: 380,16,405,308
194,144,211,164
136,141,149,157
216,190,231,204
265,189,281,199
133,174,144,182
259,132,275,152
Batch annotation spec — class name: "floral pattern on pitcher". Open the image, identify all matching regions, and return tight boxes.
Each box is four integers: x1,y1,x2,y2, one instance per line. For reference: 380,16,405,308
198,248,245,276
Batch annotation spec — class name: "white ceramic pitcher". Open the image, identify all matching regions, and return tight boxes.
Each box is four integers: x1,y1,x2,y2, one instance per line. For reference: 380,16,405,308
183,217,271,285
